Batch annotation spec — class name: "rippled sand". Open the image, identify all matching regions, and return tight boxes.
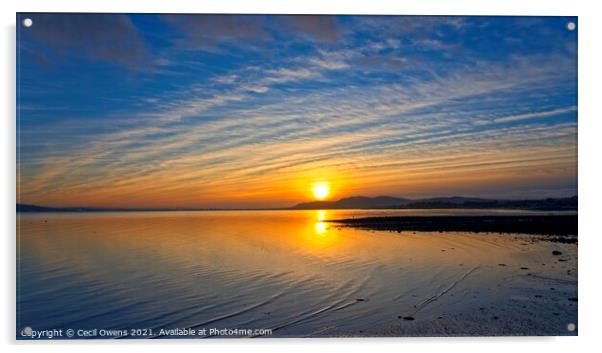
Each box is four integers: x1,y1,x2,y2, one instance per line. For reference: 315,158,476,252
17,210,577,338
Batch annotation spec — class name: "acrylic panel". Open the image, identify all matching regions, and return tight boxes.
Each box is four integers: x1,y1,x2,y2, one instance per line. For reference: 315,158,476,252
16,14,578,339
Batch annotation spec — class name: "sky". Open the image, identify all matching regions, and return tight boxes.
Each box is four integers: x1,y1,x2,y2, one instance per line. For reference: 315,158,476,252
17,14,578,208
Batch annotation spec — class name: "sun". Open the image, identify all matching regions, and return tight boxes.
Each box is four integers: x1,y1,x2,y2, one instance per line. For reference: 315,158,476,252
311,182,330,200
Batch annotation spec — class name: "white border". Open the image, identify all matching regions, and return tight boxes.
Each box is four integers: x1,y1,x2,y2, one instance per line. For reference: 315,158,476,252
2,1,601,352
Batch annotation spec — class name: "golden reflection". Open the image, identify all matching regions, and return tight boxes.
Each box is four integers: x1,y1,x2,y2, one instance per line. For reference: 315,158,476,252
314,210,328,235
306,220,339,248
316,210,326,221
19,210,563,285
314,221,327,234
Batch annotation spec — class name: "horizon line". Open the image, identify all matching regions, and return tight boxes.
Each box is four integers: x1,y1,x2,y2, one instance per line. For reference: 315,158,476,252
16,194,578,212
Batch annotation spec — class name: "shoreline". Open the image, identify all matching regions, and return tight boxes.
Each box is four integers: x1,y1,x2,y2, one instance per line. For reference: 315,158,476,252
327,215,578,239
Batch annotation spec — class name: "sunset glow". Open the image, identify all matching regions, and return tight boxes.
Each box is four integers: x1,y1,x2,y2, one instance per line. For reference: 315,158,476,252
16,15,577,209
312,183,331,200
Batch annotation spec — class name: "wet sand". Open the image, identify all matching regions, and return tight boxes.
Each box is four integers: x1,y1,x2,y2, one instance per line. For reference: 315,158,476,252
327,215,578,336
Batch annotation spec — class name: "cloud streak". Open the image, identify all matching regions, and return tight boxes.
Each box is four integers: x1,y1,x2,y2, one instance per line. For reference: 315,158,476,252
19,13,148,68
17,15,578,208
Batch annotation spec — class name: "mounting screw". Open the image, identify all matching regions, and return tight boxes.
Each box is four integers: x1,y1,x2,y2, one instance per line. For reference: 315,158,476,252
566,22,576,31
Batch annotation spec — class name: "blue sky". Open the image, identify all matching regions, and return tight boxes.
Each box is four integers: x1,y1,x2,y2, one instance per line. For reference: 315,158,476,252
17,14,577,208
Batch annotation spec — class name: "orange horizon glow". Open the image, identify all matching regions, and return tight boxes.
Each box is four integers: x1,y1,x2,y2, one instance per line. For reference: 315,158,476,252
17,156,576,209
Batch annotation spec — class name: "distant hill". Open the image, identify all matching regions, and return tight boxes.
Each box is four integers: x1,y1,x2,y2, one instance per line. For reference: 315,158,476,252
291,195,577,211
291,196,411,210
17,204,107,212
17,195,577,213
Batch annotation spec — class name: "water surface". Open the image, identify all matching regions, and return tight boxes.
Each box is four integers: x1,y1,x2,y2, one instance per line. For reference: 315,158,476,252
17,210,577,337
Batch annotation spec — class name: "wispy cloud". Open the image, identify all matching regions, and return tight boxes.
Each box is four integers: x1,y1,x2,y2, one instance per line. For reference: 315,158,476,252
279,15,342,43
17,15,578,207
493,106,577,123
19,13,148,68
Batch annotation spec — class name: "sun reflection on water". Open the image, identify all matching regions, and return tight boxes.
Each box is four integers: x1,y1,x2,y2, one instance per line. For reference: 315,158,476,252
314,210,328,235
314,221,327,234
316,210,326,221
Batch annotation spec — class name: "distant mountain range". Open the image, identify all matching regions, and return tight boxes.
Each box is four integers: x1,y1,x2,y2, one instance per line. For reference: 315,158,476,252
290,195,577,211
16,204,137,213
17,195,577,212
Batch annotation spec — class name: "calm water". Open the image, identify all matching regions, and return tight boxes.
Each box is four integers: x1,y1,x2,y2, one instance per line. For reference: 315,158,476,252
17,210,577,338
